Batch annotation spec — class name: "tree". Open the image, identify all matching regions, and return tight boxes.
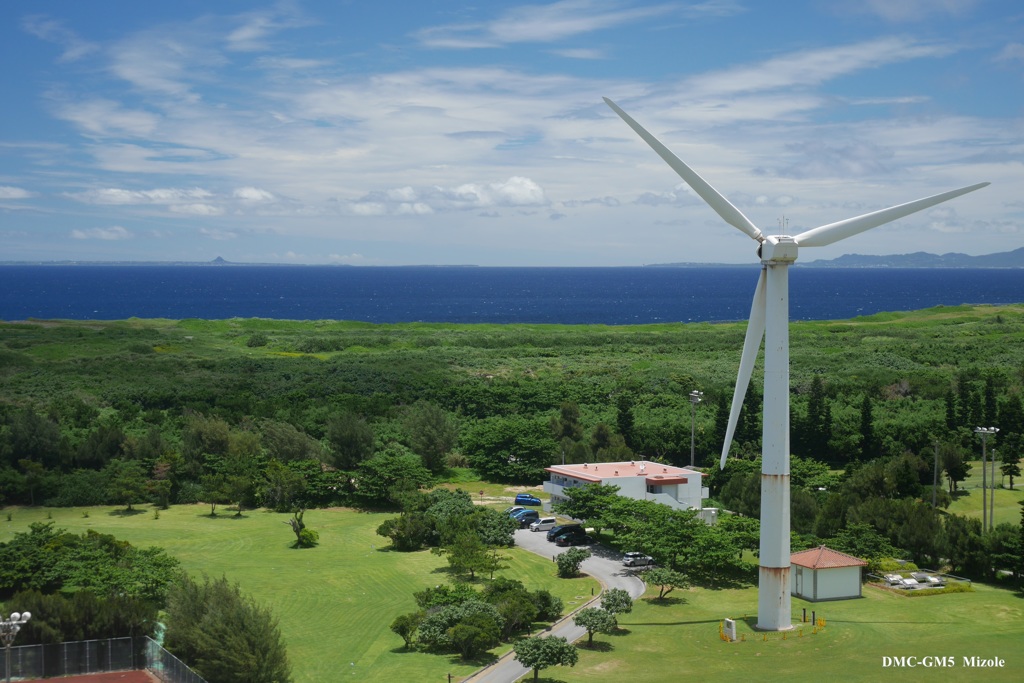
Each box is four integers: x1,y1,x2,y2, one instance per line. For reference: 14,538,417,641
573,607,617,647
435,530,491,579
401,400,459,473
645,567,689,601
461,414,558,483
285,509,319,548
104,459,147,511
999,435,1021,489
416,600,503,653
353,446,431,507
616,392,636,449
12,590,157,644
941,443,972,493
944,514,987,577
600,587,633,616
513,635,579,682
448,613,501,659
261,459,308,512
550,402,584,442
556,547,591,578
164,574,292,683
18,459,45,506
199,473,231,516
552,483,620,533
326,411,375,470
829,522,898,562
859,394,878,461
260,420,323,462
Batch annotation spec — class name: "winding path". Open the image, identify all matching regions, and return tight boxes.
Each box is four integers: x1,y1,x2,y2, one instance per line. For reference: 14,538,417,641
464,529,646,683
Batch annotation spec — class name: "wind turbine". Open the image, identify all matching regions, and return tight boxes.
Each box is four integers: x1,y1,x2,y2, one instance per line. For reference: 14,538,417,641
604,97,988,631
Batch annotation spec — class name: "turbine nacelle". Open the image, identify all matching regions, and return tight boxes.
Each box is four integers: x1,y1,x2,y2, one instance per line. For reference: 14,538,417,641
758,235,798,265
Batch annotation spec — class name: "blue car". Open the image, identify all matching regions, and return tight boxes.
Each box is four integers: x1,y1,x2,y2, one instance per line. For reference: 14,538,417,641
514,493,542,506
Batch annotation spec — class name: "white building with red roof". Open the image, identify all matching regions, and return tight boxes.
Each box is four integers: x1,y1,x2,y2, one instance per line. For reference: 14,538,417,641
543,460,715,523
790,545,868,602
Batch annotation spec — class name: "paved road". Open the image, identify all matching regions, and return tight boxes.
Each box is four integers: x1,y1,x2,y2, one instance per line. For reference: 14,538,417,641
465,529,646,683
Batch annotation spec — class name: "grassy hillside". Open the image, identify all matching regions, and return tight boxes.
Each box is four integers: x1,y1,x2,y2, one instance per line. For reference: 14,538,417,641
0,504,599,683
562,581,1022,683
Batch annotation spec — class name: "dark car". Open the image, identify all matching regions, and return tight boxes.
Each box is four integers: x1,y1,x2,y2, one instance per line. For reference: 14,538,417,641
546,523,582,542
511,509,540,527
554,533,593,547
514,493,542,506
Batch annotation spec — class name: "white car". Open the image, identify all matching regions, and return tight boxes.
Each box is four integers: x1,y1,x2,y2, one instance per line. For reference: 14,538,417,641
622,552,654,567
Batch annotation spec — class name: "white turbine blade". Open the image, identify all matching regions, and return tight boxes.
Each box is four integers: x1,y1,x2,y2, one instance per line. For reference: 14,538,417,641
794,182,989,248
720,270,767,469
604,97,764,243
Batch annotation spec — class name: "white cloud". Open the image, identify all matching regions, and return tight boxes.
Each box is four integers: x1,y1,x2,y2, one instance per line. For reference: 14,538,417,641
199,227,238,240
995,43,1024,63
170,203,224,215
21,16,97,62
684,37,954,98
71,226,132,240
67,187,214,205
0,186,34,199
234,187,275,202
417,0,685,48
52,98,160,138
856,0,982,22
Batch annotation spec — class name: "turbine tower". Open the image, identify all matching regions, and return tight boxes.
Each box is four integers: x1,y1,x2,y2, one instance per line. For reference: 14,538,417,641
604,97,988,631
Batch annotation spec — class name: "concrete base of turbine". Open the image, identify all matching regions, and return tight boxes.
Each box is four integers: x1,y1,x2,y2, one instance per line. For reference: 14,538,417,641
756,565,793,631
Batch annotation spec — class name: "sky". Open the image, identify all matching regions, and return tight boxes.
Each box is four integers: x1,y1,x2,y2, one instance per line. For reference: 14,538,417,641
0,0,1021,266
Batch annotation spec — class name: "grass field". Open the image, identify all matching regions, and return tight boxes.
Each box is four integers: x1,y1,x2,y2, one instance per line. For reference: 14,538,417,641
947,460,1024,528
0,505,598,683
555,581,1023,683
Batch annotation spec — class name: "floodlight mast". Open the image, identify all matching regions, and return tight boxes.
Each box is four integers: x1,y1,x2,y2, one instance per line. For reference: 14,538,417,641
603,96,989,631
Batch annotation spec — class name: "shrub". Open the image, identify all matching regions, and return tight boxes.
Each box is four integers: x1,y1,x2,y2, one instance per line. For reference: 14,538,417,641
556,547,591,578
246,332,269,347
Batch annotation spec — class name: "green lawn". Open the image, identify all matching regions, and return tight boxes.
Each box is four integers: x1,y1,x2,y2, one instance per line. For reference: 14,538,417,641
0,505,598,683
555,581,1023,683
947,460,1023,528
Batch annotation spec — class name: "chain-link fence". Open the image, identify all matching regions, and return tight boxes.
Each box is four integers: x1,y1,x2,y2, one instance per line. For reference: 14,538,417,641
145,636,207,683
0,635,206,683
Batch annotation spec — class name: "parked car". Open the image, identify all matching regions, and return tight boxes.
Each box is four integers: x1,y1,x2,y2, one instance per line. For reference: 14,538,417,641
514,493,542,506
622,552,654,567
512,510,540,527
554,533,593,547
504,506,526,517
529,517,558,532
546,524,582,542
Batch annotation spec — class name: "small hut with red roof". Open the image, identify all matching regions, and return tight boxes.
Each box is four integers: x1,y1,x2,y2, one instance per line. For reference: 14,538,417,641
790,545,867,602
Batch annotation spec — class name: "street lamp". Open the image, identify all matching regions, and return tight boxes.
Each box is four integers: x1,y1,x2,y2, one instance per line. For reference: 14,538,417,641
974,427,998,533
689,390,703,468
1,611,31,683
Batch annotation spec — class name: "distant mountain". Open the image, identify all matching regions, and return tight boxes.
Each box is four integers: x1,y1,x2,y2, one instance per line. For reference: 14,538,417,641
647,247,1024,269
801,247,1024,268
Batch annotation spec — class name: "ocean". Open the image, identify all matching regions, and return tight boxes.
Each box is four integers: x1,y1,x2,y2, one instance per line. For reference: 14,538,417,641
1,265,1022,325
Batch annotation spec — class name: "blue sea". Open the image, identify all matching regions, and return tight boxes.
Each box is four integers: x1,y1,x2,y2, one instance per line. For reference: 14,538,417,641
1,265,1022,324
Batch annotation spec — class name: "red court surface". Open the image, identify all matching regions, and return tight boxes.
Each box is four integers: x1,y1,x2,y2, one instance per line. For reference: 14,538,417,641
23,671,159,683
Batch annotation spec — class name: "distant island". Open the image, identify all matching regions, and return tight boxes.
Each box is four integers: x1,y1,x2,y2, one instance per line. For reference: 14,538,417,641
648,246,1024,269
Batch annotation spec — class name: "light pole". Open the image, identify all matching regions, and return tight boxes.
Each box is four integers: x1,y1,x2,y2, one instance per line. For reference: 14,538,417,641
2,611,31,683
689,390,703,468
974,427,998,532
991,449,997,531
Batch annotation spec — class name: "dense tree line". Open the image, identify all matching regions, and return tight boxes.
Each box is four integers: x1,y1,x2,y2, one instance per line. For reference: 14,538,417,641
1,309,1022,539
